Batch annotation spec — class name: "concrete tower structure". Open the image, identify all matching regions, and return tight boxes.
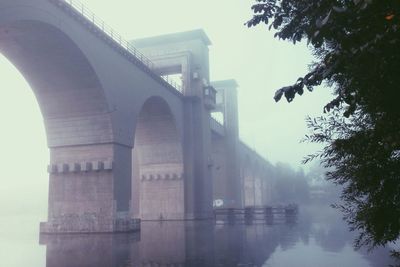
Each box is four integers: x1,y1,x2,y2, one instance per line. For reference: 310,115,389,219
130,30,215,220
211,80,242,207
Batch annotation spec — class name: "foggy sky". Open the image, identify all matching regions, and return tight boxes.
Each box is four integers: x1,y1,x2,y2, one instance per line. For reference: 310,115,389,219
0,0,333,216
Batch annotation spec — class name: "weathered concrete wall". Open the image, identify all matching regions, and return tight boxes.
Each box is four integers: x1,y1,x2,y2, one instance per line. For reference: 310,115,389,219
133,31,214,220
211,80,242,208
243,160,256,207
254,175,263,206
46,144,114,232
211,133,229,205
133,97,184,220
239,142,275,208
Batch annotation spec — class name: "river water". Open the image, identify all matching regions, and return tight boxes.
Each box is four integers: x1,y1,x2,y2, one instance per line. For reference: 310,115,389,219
0,205,397,267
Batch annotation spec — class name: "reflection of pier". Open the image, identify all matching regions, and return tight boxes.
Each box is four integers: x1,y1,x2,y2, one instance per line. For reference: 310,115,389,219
39,212,395,267
214,205,298,224
40,221,306,267
39,233,140,267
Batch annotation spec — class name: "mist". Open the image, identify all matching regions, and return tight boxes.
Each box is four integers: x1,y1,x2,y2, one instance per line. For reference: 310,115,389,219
0,1,397,267
0,0,332,218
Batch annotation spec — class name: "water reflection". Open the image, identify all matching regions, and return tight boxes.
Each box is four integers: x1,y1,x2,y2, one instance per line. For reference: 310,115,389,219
40,233,139,267
38,209,396,267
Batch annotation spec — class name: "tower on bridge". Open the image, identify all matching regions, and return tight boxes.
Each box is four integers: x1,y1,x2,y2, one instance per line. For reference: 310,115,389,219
130,29,216,221
210,80,242,208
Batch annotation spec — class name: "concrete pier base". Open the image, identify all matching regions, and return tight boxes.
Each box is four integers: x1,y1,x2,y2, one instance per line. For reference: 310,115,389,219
40,144,139,233
40,218,140,234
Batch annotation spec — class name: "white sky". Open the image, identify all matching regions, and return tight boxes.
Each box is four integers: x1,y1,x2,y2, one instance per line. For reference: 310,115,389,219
0,0,333,216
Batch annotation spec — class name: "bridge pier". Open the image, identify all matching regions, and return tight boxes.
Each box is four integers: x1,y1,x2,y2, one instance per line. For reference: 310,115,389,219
41,143,139,233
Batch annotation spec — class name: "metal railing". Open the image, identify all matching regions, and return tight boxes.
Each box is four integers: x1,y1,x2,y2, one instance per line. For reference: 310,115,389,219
51,0,182,92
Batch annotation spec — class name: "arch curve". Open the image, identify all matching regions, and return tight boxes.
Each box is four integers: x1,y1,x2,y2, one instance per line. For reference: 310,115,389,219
0,14,120,233
132,96,185,220
0,19,112,147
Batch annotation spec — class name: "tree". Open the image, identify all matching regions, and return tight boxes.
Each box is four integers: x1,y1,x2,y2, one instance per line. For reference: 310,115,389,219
246,0,400,254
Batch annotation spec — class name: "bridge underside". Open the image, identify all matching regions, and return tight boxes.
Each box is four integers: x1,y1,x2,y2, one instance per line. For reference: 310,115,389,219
0,5,138,233
132,97,185,221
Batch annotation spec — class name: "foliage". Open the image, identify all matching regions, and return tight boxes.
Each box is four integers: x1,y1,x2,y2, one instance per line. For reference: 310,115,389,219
304,113,400,249
247,0,400,251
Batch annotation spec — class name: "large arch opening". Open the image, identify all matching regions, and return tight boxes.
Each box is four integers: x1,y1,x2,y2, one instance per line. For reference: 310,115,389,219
0,53,50,265
0,20,114,233
243,156,256,207
0,21,108,120
132,96,184,220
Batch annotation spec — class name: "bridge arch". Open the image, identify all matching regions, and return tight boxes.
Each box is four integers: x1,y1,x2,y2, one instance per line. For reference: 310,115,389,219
0,20,111,144
0,16,120,232
131,96,184,220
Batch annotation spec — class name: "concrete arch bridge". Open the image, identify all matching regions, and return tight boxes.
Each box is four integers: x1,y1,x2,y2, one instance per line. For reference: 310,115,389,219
0,0,275,233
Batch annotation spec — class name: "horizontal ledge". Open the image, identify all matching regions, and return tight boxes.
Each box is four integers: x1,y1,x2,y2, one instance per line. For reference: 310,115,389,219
140,172,184,181
48,160,113,173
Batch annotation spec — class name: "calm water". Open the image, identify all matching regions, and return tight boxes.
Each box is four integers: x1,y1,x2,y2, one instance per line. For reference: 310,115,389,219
0,206,397,267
